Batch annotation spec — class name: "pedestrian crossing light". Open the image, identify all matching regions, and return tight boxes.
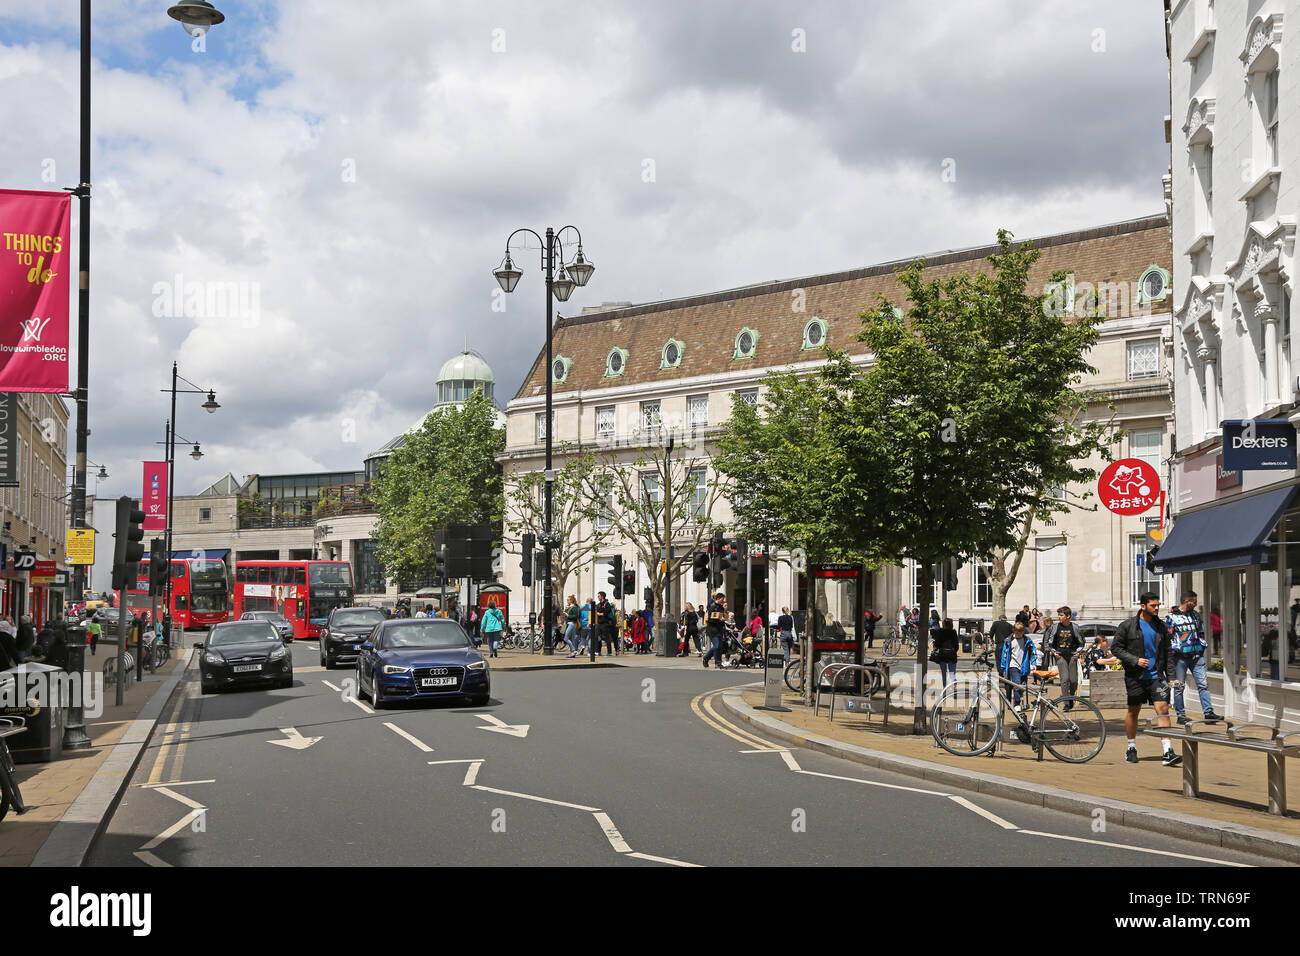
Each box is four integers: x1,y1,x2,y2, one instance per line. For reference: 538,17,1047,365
692,552,710,583
521,533,535,587
609,554,623,599
623,569,635,597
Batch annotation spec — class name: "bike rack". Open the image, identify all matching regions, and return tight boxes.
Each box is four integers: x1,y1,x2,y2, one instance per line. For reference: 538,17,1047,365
814,663,891,726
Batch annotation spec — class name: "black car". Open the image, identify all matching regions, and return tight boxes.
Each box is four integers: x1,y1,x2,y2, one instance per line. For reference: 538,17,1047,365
320,606,388,668
197,621,294,694
357,618,489,708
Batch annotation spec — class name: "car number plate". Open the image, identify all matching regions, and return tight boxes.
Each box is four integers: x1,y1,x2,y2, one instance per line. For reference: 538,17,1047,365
420,677,456,687
233,664,261,673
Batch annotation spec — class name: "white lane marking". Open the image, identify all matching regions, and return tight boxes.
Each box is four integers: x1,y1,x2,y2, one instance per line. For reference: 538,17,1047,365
267,727,323,750
384,722,433,752
322,680,341,692
473,712,530,737
470,784,602,813
948,794,1018,830
1015,830,1254,867
738,748,788,753
464,760,483,785
795,769,950,796
593,812,632,853
627,851,702,867
322,678,374,712
139,808,204,851
779,750,802,772
133,850,171,868
152,786,205,811
138,779,214,789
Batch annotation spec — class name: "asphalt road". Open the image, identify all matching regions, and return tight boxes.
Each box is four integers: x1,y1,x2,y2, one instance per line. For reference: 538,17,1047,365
86,639,1287,867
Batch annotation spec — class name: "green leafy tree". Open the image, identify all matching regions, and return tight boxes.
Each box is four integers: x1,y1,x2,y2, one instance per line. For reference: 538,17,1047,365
503,448,611,604
372,390,505,589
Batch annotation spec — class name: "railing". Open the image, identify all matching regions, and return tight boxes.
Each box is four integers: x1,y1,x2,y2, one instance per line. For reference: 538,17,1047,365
237,515,315,530
313,482,374,518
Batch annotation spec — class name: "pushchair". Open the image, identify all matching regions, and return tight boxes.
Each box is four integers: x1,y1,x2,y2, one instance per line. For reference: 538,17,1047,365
724,623,763,668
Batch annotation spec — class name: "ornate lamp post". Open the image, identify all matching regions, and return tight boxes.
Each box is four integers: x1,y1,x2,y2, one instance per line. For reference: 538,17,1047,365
494,227,594,654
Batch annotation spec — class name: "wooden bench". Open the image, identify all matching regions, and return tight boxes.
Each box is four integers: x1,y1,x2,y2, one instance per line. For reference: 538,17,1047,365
1143,720,1300,816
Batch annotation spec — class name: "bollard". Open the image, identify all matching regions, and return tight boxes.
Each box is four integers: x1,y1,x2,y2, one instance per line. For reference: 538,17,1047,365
61,626,93,750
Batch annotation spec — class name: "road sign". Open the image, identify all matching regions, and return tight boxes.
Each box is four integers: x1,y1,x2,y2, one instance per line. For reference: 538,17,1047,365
1097,458,1161,516
66,528,95,565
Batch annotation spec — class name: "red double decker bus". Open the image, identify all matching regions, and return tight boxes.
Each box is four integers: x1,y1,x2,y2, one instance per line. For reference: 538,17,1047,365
124,556,231,629
232,560,355,639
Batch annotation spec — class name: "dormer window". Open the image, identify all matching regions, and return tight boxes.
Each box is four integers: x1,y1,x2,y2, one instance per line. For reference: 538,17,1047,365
605,347,628,378
1137,264,1170,305
661,338,684,369
551,356,571,384
734,327,758,360
802,317,827,350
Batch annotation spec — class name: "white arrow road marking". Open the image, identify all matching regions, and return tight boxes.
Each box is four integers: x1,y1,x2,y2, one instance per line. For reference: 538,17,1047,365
135,784,209,866
384,722,433,752
473,713,530,737
948,794,1018,830
267,727,323,750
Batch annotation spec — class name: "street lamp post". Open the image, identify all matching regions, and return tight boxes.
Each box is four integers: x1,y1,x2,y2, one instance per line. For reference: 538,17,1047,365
67,1,227,606
494,227,593,656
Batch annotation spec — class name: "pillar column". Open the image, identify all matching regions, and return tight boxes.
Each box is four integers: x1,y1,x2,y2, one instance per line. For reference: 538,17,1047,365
1263,316,1281,406
1197,347,1219,440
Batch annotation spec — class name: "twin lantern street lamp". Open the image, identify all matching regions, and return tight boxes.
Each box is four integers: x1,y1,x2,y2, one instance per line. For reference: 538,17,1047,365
494,227,594,655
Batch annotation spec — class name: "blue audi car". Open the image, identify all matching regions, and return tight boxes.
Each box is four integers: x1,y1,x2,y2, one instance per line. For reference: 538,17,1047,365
357,618,490,708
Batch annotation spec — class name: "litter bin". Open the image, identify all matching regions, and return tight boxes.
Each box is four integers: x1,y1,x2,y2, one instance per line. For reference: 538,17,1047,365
1,662,66,764
958,618,983,654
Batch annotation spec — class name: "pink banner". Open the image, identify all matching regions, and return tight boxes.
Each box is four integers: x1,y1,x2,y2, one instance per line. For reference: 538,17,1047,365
0,189,71,392
143,460,169,532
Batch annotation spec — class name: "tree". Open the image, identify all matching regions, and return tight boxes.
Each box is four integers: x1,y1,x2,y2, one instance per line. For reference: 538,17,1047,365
579,429,732,648
839,231,1113,731
503,448,611,605
371,390,505,589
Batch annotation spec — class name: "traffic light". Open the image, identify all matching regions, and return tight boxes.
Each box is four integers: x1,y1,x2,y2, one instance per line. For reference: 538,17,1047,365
643,585,653,607
608,554,623,599
521,533,535,587
734,538,748,589
111,496,145,592
692,552,710,583
943,558,960,592
148,539,167,594
623,569,635,597
435,543,448,580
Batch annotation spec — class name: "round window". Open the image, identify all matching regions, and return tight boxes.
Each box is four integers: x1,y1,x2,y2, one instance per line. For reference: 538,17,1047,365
609,350,623,373
1142,270,1165,300
552,359,566,380
806,321,823,346
665,341,679,365
738,331,754,355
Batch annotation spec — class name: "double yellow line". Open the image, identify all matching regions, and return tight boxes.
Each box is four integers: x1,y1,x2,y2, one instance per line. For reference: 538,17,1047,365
690,688,776,750
148,668,197,785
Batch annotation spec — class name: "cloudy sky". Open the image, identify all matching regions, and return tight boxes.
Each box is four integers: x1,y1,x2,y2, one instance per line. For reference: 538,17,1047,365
0,0,1170,501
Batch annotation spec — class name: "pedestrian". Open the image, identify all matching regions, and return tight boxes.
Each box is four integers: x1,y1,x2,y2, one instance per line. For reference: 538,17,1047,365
593,592,615,656
703,591,728,668
86,615,101,657
931,618,960,687
1015,605,1031,628
1209,605,1223,656
987,613,1013,675
1111,592,1181,766
563,594,580,657
631,610,648,653
480,598,505,658
0,616,17,667
777,606,795,663
897,604,909,635
1165,590,1220,724
1081,635,1119,677
1042,606,1084,706
928,609,940,634
1029,608,1042,634
682,603,700,656
998,621,1036,709
578,598,593,653
16,614,35,662
864,607,879,648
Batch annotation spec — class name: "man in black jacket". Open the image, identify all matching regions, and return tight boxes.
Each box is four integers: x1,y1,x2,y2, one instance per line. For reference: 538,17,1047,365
988,614,1014,675
1111,592,1180,766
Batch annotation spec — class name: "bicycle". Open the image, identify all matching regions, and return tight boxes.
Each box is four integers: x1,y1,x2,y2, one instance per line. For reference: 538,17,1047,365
882,624,918,658
930,649,1105,762
0,716,29,823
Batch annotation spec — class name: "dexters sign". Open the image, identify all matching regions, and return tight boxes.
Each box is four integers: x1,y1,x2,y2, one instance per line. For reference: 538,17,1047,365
1222,420,1297,472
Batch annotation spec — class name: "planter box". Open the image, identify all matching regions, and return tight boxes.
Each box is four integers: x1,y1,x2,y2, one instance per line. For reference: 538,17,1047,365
1086,670,1126,708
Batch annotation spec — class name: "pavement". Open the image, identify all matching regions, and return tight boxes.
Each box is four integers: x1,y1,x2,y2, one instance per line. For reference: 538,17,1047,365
720,683,1300,862
2,649,188,867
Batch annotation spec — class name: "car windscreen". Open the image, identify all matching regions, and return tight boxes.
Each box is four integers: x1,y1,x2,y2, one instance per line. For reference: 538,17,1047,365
247,612,287,624
332,609,386,627
209,623,278,646
382,621,469,649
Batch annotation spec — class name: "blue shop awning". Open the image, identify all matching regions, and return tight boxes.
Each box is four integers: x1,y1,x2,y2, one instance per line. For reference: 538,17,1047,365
1152,486,1296,574
168,549,229,561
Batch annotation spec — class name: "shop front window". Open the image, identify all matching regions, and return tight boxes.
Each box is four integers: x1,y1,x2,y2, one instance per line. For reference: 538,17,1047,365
1271,510,1300,683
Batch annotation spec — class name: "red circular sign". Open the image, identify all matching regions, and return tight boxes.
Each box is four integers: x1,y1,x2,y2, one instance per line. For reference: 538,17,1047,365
1097,458,1161,516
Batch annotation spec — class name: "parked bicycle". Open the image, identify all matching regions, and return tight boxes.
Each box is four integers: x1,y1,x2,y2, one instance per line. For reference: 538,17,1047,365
882,624,918,658
784,656,884,696
930,649,1106,762
0,715,29,823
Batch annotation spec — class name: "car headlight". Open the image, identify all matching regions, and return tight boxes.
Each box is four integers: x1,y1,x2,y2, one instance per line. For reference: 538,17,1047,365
203,652,224,665
468,660,487,671
382,664,411,675
270,647,286,661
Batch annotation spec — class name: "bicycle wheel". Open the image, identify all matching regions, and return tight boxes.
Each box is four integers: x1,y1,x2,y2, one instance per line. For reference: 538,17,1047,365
1038,695,1106,763
930,685,1000,756
783,659,803,693
882,637,899,657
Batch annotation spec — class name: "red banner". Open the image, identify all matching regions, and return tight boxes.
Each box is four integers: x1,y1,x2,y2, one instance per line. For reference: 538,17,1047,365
0,189,71,392
143,460,168,532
